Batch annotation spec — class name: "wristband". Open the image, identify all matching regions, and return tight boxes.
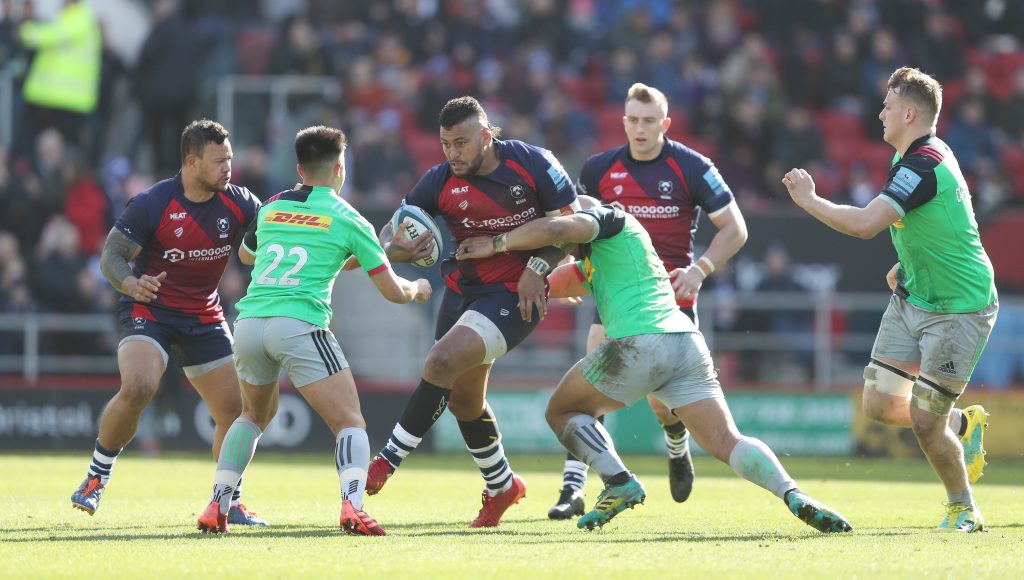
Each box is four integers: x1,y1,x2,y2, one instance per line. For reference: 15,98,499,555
525,256,551,277
493,233,509,254
698,255,716,276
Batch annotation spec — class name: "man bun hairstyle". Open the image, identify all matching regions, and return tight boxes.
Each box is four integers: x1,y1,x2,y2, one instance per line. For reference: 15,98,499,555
887,67,942,127
180,119,229,163
294,125,347,172
626,83,669,117
439,96,502,138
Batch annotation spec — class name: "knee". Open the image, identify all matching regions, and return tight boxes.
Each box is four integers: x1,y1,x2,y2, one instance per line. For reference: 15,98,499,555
326,412,366,436
116,375,159,411
423,348,462,382
447,396,482,421
862,396,894,423
213,397,244,425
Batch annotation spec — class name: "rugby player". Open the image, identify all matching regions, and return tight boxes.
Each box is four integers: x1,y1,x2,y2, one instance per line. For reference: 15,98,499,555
366,96,579,528
782,67,996,533
196,125,431,535
455,196,852,533
71,120,267,526
549,83,748,519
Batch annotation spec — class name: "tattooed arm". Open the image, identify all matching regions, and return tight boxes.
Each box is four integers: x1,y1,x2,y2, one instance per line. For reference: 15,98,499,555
100,228,166,302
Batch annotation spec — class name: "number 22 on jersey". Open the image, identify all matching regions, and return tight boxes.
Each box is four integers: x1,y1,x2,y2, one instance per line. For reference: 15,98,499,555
256,244,308,286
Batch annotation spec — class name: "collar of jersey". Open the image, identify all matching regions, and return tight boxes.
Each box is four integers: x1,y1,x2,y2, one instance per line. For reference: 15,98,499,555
626,139,670,165
296,184,337,196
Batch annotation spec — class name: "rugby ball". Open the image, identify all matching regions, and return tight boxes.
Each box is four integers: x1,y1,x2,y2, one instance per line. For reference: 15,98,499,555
389,204,444,268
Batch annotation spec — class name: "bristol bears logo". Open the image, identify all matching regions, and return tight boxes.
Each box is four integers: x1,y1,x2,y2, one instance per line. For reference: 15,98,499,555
509,184,527,205
132,317,146,329
163,248,185,263
658,180,674,199
217,217,230,239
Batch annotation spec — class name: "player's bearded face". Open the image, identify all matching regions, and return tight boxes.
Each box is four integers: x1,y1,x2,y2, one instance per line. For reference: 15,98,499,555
196,141,233,192
441,121,487,177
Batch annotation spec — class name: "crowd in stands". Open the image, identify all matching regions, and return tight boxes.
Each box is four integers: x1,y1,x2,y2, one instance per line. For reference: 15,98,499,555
1,0,1023,383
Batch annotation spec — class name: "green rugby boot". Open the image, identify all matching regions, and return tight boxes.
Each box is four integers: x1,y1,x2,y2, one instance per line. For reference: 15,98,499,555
577,476,646,531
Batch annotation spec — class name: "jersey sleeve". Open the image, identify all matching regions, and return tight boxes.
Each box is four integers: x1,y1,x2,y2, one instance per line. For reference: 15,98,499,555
878,158,938,217
344,214,391,275
403,165,447,216
580,206,626,242
238,186,262,229
692,159,734,215
534,148,578,214
113,195,157,247
576,154,602,198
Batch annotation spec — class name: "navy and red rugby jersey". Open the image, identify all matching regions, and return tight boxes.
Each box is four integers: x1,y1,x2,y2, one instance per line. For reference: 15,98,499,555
114,173,261,324
405,139,577,293
577,139,733,304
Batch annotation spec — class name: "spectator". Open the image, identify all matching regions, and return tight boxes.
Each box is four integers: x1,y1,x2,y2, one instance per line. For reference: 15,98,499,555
945,99,999,176
268,15,332,76
13,0,101,160
133,0,215,176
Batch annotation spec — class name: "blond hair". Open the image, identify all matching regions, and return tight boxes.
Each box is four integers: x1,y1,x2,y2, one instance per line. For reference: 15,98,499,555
887,67,942,127
625,83,668,117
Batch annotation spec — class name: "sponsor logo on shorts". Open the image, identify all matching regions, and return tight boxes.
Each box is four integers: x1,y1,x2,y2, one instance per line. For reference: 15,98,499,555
499,308,510,316
938,360,957,375
132,316,146,329
264,210,333,230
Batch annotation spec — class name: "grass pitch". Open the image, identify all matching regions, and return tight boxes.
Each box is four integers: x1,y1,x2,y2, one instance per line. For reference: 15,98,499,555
5,452,1023,578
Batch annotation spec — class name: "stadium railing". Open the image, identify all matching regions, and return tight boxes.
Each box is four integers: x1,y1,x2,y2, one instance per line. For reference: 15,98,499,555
3,294,1020,388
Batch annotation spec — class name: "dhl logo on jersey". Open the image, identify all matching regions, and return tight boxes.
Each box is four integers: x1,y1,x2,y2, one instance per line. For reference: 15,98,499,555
264,210,332,230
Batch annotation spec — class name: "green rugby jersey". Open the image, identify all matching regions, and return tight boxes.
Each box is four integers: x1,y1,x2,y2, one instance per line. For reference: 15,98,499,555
572,206,697,338
877,134,996,313
236,185,390,328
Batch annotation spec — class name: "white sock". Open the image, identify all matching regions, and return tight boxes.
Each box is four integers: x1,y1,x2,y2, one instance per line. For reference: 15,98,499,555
728,437,797,499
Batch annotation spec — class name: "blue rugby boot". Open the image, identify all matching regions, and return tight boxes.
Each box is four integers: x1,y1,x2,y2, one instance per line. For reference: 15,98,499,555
784,489,853,533
228,503,269,527
577,476,646,531
71,475,105,515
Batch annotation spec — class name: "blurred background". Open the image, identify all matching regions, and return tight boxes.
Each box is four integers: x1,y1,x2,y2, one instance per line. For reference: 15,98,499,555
1,0,1023,459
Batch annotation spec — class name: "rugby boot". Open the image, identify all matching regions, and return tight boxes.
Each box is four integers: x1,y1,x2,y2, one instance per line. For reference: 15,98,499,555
340,499,387,536
469,474,527,528
959,405,989,484
197,500,228,534
577,476,646,531
70,475,105,515
784,489,853,533
228,502,269,526
365,455,395,496
937,503,985,533
668,450,695,503
547,485,585,520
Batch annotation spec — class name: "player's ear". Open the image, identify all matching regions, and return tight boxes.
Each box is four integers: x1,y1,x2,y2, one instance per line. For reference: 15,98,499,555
296,163,304,180
662,116,672,133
